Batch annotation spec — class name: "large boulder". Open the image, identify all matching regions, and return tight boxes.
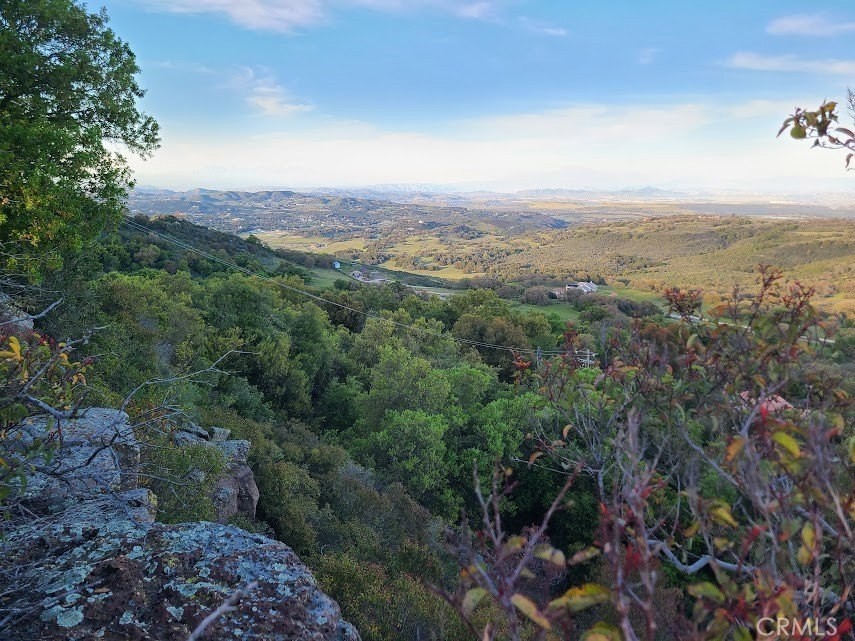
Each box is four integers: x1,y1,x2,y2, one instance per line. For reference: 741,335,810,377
1,408,359,640
18,409,140,509
3,498,358,641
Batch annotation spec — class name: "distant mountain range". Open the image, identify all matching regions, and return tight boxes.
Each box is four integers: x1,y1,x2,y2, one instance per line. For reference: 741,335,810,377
130,185,855,223
304,185,691,200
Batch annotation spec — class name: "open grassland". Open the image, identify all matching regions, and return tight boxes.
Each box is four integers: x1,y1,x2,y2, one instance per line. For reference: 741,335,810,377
503,216,855,314
306,266,349,288
378,260,486,279
255,233,367,254
257,216,854,315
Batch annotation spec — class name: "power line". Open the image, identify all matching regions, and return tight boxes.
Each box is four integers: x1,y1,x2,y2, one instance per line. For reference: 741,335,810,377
122,218,581,357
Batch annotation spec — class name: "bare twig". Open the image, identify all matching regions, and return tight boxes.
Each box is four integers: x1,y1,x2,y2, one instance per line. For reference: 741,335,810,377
186,581,257,641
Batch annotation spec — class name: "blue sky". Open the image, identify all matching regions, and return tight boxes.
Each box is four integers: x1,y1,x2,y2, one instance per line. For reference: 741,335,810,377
99,0,855,192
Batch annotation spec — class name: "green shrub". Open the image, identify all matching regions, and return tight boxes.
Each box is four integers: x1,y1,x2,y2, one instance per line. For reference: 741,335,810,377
141,437,226,523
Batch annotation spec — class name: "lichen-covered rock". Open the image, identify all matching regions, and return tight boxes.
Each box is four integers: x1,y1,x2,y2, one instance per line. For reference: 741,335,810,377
215,439,251,465
172,430,206,447
177,422,210,440
119,488,158,524
19,409,139,508
214,463,260,523
2,496,358,641
1,408,335,639
169,423,257,522
210,426,231,442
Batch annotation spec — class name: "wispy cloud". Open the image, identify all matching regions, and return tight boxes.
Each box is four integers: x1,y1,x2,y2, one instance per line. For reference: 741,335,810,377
725,51,855,75
134,0,504,32
453,2,496,19
231,67,312,116
155,60,214,74
518,16,567,37
138,0,322,32
767,14,855,37
637,47,659,65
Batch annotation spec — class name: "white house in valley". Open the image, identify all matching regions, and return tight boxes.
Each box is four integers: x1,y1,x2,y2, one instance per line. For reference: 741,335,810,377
567,281,599,294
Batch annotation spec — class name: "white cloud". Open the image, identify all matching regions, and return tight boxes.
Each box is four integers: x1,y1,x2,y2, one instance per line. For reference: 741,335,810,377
453,2,495,19
723,99,802,120
767,14,855,37
637,47,659,65
134,0,503,31
466,104,710,141
725,52,855,76
230,67,312,116
138,0,323,31
518,16,567,37
155,60,214,74
130,99,847,192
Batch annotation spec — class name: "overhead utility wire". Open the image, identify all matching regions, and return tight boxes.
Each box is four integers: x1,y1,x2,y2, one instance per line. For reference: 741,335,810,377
123,218,573,357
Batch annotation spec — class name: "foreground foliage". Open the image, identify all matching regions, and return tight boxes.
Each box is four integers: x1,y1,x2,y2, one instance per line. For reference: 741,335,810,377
445,268,854,640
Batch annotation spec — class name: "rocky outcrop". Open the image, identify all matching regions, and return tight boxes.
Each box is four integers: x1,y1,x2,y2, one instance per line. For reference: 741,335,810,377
0,293,34,332
18,408,141,508
1,409,358,641
171,422,260,523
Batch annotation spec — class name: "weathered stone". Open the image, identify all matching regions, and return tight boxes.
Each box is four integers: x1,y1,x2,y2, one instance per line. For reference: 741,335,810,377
210,426,232,442
1,408,357,640
170,431,257,521
19,409,139,507
179,422,210,439
215,439,251,464
214,463,260,522
2,499,358,641
119,488,158,524
173,430,206,447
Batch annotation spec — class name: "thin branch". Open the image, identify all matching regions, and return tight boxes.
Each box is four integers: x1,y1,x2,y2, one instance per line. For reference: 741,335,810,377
186,581,257,641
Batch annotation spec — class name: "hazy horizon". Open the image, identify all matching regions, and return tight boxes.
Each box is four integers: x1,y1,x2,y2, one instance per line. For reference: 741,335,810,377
132,181,855,201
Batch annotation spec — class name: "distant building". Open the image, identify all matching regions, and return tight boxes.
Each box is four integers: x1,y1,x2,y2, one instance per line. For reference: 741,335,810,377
567,281,599,294
738,391,793,415
333,261,341,270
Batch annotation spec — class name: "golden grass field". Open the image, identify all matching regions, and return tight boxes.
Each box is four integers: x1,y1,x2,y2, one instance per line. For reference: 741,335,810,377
256,216,855,315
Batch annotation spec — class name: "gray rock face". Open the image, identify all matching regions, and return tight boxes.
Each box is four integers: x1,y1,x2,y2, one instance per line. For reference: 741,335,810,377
216,438,251,465
214,463,261,523
0,293,34,332
172,424,258,522
119,488,158,524
19,409,140,508
210,426,232,442
3,499,359,641
2,408,359,641
177,421,210,440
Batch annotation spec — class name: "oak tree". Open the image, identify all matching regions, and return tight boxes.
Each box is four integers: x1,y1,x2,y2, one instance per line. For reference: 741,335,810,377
0,0,159,277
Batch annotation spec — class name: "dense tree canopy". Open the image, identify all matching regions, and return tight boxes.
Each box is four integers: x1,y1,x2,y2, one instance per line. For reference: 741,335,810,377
0,0,158,276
